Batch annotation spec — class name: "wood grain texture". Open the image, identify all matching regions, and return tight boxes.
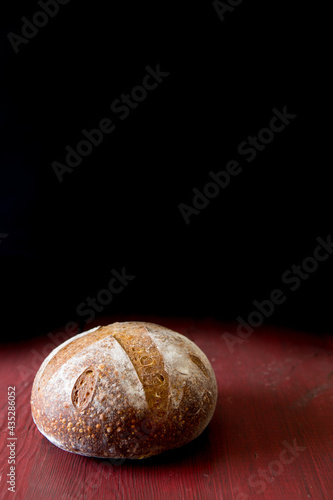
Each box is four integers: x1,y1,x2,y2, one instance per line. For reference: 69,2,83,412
1,317,333,500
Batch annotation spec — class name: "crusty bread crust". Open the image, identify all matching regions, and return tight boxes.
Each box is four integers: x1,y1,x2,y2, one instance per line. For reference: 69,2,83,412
31,322,217,459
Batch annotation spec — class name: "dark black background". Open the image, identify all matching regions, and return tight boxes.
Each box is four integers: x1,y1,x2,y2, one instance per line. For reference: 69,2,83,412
0,0,330,339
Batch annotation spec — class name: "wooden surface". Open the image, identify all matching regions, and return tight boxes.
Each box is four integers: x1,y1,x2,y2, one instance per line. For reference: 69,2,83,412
1,317,333,500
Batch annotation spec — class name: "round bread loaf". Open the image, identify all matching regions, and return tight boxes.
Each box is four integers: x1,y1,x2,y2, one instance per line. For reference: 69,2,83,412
31,322,217,459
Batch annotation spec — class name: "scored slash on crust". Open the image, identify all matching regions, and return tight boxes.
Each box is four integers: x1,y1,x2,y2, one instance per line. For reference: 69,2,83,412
71,368,97,410
68,324,171,422
105,324,170,423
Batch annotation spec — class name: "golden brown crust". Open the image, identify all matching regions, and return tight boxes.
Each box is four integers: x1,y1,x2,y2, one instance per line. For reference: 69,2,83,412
109,323,170,422
31,322,217,459
37,327,113,392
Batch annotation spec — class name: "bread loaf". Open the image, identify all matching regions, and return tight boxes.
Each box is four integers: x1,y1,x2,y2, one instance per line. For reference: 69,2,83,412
31,322,217,459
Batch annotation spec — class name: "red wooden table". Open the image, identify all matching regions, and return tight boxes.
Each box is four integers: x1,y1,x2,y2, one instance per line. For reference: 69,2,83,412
1,317,332,500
